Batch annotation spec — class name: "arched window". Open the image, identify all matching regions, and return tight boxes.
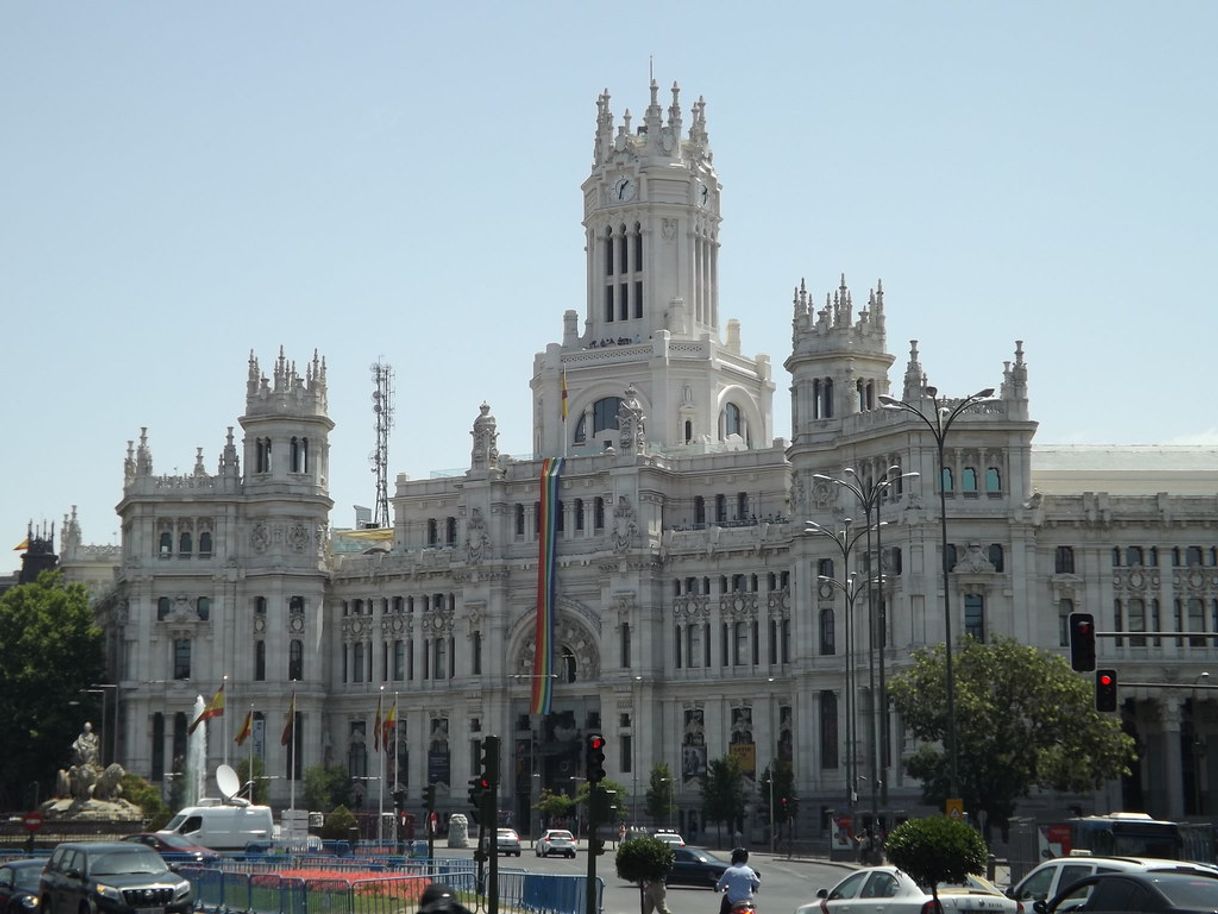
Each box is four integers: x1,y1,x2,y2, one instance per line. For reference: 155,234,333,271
561,647,577,683
255,641,266,681
694,496,706,526
179,532,192,555
255,596,267,615
199,531,213,556
985,467,1001,493
157,597,171,621
594,497,605,530
684,420,693,443
1187,546,1204,567
289,640,303,681
714,494,727,523
514,504,525,536
289,596,304,615
722,402,742,439
1127,546,1144,567
817,558,834,580
445,517,457,545
819,608,836,655
737,492,749,519
575,499,585,531
349,726,368,780
592,397,622,435
962,467,978,494
159,531,172,555
941,467,954,493
426,519,438,546
196,596,210,621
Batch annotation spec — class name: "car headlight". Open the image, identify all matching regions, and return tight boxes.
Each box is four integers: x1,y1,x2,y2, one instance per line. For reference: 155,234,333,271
173,881,192,899
94,884,123,902
19,896,39,910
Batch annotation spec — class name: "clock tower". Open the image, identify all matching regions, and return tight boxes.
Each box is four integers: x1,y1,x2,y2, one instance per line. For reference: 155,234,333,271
531,80,773,456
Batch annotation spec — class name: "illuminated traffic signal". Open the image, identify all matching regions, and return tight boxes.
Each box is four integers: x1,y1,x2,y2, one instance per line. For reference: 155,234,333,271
1069,612,1097,672
586,733,606,784
1096,668,1118,712
467,777,487,823
423,783,436,814
480,735,501,785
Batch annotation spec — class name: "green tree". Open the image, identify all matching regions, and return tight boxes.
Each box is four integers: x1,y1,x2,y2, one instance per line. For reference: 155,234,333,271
574,778,627,821
884,816,988,909
535,788,575,826
644,763,676,826
121,772,170,830
888,637,1136,839
759,758,797,828
237,755,270,805
0,572,106,808
321,804,358,841
700,755,746,845
303,764,352,812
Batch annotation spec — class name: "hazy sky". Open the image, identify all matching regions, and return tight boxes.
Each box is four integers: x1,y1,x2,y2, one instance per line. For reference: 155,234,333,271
3,2,1215,558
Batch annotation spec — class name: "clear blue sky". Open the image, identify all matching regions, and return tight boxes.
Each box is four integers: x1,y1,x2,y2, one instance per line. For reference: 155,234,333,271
3,2,1215,555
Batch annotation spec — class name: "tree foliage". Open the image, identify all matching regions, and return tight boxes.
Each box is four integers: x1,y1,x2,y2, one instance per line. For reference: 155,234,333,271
121,772,170,830
888,637,1136,835
321,804,358,840
644,763,676,824
701,755,747,843
615,835,675,884
759,759,798,826
536,787,575,822
237,755,270,805
0,572,106,808
303,764,352,812
885,815,988,906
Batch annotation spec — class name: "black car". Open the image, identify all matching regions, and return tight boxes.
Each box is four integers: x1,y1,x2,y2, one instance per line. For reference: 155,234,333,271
40,842,193,914
666,847,729,889
1039,869,1218,913
0,861,46,914
121,833,222,866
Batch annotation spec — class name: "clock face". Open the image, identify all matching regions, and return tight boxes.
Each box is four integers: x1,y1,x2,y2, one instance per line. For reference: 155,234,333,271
696,180,710,207
612,176,637,203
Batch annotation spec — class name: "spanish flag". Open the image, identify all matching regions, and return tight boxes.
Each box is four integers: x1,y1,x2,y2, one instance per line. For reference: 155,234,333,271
234,709,253,747
560,369,569,421
373,694,383,752
281,692,296,746
188,685,225,734
383,697,398,744
13,538,28,552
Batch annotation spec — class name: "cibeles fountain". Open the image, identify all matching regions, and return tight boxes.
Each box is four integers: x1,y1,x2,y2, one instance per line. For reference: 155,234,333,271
44,720,141,821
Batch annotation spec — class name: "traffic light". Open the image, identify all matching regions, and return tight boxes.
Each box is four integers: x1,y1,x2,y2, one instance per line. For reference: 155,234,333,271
392,786,407,810
480,735,501,785
467,776,488,823
1096,668,1119,712
1069,612,1097,672
586,733,606,784
423,783,436,814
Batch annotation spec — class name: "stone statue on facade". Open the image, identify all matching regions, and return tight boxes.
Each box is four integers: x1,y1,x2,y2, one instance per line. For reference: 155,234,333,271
465,508,490,565
617,384,647,454
470,403,500,471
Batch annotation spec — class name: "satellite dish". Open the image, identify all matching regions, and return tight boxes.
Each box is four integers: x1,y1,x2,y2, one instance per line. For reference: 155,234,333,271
216,764,240,802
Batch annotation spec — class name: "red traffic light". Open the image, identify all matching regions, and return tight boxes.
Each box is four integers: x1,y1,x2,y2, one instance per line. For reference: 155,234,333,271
1098,672,1113,687
478,776,490,789
589,735,606,750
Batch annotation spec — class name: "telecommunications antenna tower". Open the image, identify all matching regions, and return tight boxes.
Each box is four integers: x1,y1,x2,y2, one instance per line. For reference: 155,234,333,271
370,360,394,528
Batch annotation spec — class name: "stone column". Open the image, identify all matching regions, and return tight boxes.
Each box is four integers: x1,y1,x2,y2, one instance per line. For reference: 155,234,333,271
1162,696,1186,820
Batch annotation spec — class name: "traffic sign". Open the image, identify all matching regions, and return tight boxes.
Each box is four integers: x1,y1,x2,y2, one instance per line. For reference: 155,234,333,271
22,811,44,833
945,799,964,820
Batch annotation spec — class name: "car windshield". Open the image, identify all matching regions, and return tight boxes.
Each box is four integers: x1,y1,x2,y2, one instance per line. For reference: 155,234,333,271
163,814,186,831
89,849,168,876
549,831,574,840
938,874,1001,895
1153,875,1218,907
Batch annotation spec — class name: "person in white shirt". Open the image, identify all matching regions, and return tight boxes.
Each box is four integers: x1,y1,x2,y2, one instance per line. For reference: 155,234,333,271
715,847,761,914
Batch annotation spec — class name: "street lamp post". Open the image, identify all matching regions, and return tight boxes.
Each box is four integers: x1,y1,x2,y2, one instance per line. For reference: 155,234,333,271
879,385,994,801
804,519,873,815
813,468,918,824
632,675,643,825
510,672,560,840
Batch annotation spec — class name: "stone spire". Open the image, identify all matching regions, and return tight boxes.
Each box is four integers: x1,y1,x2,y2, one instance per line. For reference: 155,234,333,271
902,340,924,402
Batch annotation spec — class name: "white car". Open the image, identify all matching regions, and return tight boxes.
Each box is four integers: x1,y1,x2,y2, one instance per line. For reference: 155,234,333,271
536,828,578,858
1007,855,1218,907
652,830,686,847
480,827,522,856
803,866,1019,913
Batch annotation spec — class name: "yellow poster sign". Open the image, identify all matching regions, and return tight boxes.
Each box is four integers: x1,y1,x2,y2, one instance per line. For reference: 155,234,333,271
945,798,964,820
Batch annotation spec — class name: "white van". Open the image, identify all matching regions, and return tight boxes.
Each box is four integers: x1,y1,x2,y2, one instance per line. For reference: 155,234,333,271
159,804,275,851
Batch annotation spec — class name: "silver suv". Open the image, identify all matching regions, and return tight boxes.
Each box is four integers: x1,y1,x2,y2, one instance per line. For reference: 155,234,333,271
1009,856,1218,906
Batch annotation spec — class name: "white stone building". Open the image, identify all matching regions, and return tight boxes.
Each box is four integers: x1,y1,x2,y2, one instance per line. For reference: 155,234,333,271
96,80,1218,837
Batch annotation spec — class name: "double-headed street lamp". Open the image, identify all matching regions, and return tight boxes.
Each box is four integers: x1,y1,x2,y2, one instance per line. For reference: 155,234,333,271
878,386,995,801
814,467,918,819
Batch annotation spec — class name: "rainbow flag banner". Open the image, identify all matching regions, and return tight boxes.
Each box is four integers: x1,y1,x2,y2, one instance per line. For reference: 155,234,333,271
532,457,564,715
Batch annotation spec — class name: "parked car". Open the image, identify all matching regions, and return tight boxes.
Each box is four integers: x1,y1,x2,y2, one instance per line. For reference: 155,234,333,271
1040,869,1218,913
536,829,577,858
122,831,222,865
1008,856,1218,907
803,866,1019,913
652,830,686,847
40,842,193,914
665,847,728,889
0,860,46,914
480,828,522,856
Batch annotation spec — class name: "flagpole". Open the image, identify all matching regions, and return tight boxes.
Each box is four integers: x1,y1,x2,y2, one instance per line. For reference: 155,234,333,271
222,674,230,769
289,692,296,814
393,692,399,794
378,685,386,845
247,703,254,798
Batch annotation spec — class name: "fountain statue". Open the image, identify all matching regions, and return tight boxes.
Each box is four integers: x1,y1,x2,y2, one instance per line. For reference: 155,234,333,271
46,721,140,821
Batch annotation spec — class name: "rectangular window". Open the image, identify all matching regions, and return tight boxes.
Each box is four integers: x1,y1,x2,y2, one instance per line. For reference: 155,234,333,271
768,620,778,665
1188,598,1205,648
151,713,165,781
1055,546,1075,574
605,236,614,275
674,625,682,669
964,594,985,641
704,622,712,668
621,622,631,668
633,231,642,270
619,283,628,321
820,691,838,769
605,285,614,322
1128,598,1146,647
751,620,760,664
820,609,835,655
618,234,628,276
1058,599,1074,647
255,640,266,681
634,280,643,319
621,735,633,774
781,619,791,663
721,623,729,667
473,632,482,675
434,639,447,680
715,494,727,523
173,638,191,680
407,638,415,681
